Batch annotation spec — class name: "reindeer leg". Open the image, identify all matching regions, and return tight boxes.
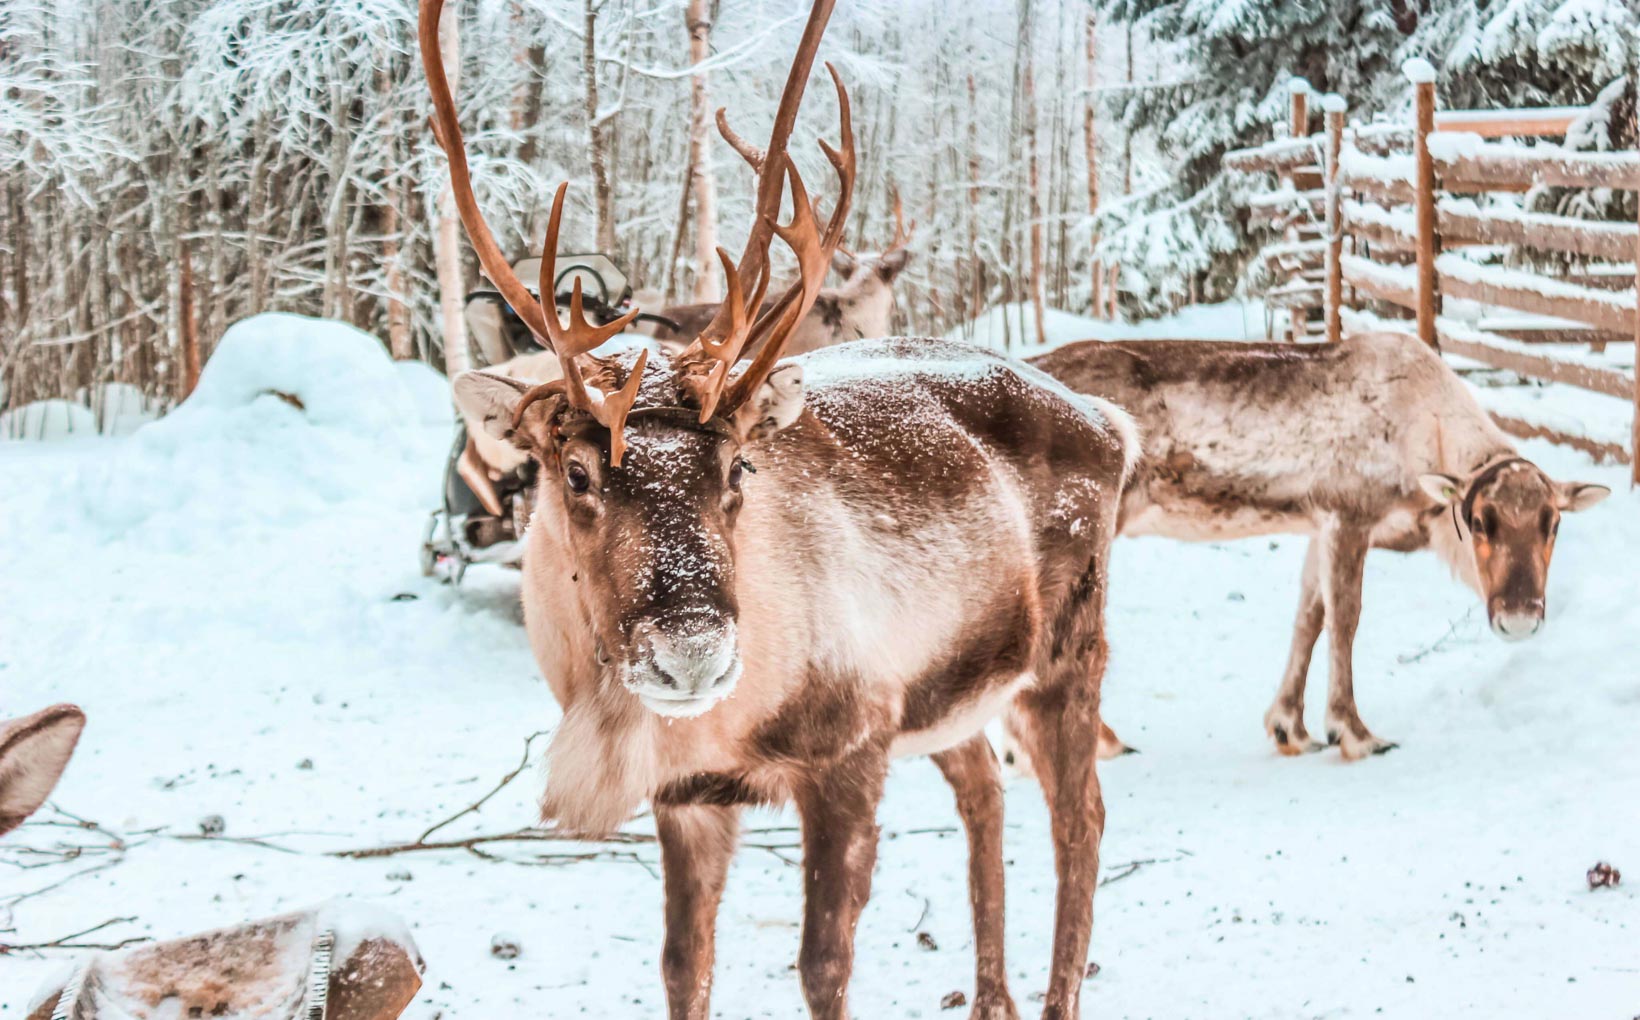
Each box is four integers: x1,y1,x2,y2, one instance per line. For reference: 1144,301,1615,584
1015,563,1110,1020
933,736,1020,1020
656,802,740,1020
1264,538,1327,755
794,749,889,1020
1319,518,1397,760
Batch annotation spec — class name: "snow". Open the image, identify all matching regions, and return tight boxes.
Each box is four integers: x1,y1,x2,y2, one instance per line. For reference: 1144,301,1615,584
1320,92,1347,114
1286,77,1311,95
1402,57,1437,84
0,399,99,440
3,312,1639,1017
1473,377,1635,451
182,312,417,433
945,301,1271,355
395,360,455,427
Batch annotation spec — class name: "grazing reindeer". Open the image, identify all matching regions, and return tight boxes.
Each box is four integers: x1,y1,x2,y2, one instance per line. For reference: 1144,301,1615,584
1030,332,1610,760
0,704,85,836
650,184,915,356
424,1,1136,1016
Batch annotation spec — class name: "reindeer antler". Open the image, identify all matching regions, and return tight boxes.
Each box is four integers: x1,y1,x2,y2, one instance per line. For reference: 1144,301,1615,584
420,0,646,463
686,47,856,421
884,186,916,256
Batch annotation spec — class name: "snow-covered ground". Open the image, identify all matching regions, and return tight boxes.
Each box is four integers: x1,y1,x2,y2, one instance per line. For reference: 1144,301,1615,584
2,314,1637,1018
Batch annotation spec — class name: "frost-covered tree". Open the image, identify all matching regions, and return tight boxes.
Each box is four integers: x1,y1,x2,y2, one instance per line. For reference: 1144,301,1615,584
1091,0,1417,316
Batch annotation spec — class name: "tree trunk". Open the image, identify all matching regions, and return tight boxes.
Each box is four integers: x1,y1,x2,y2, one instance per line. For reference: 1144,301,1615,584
178,238,200,400
685,0,720,302
1023,0,1047,347
435,7,470,374
1084,5,1101,315
584,0,617,254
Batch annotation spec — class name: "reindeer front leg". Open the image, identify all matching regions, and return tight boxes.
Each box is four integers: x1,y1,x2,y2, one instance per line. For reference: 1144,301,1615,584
933,736,1020,1020
1265,538,1327,755
1320,517,1397,759
656,802,741,1020
795,749,889,1020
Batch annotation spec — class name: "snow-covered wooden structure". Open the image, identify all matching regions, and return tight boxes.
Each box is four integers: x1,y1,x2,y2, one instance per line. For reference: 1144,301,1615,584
1225,80,1329,342
1233,66,1639,483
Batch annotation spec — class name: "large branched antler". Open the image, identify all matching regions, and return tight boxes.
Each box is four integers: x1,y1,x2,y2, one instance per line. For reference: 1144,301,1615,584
420,0,646,464
686,49,856,421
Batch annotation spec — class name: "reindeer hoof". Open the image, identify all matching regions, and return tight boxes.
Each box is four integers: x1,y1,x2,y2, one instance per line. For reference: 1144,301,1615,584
1267,720,1322,756
1336,733,1398,761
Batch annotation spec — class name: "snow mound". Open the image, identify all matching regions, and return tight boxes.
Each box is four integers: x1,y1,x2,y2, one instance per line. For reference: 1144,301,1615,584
0,399,99,440
179,313,414,433
1321,93,1347,114
395,360,454,426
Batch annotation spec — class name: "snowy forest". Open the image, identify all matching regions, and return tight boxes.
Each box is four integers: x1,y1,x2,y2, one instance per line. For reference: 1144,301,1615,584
1,0,1635,415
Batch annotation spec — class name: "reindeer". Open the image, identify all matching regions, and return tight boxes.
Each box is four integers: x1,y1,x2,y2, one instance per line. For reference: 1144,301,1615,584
424,1,1136,1016
0,704,85,837
649,183,915,356
1029,332,1610,761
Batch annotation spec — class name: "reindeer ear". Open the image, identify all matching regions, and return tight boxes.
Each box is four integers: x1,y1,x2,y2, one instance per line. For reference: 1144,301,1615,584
452,370,553,451
1418,473,1462,505
875,248,911,281
1556,481,1611,513
0,705,86,837
830,250,858,277
732,363,805,441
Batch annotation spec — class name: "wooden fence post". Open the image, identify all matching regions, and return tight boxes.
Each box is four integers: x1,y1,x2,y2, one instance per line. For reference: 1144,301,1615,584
1408,59,1440,347
1286,78,1310,342
1323,94,1346,344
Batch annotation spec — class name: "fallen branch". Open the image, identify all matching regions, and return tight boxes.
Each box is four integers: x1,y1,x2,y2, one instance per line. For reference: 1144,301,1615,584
0,916,150,955
1398,609,1475,664
1099,851,1193,888
331,826,656,859
417,730,552,845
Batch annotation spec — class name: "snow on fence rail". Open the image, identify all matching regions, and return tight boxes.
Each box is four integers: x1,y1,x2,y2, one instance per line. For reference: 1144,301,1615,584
1224,81,1330,341
1239,66,1640,483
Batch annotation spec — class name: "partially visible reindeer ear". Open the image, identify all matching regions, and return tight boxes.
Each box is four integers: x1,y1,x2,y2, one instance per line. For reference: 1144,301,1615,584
732,363,805,441
1556,480,1611,512
1418,473,1462,506
830,250,859,277
875,248,912,281
0,704,85,837
453,370,552,450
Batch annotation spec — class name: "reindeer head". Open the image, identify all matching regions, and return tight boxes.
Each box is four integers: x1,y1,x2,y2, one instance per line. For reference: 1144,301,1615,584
1420,458,1609,640
826,190,914,336
0,704,85,836
428,0,852,717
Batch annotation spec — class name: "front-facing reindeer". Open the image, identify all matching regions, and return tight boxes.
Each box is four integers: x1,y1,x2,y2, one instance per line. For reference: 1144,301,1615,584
425,2,1137,1016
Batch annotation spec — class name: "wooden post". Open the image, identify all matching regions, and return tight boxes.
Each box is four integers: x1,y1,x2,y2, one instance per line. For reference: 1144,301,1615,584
1323,94,1346,344
1408,60,1440,347
1286,78,1310,342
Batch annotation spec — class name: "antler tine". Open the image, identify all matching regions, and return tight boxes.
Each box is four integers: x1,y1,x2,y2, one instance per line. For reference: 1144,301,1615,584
594,347,648,467
692,248,771,423
538,183,641,361
718,63,855,413
885,186,915,253
715,107,767,172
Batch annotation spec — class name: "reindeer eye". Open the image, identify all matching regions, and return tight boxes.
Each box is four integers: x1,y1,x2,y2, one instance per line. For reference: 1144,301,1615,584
566,463,591,495
728,459,745,491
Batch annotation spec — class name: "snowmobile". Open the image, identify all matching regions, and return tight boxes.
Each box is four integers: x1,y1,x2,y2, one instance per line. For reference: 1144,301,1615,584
420,252,675,584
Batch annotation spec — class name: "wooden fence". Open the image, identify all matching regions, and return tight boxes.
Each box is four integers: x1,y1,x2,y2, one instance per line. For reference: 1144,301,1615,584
1229,65,1639,484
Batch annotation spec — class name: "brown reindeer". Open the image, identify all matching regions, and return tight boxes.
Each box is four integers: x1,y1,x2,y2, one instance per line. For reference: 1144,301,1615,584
0,704,85,837
1030,332,1610,760
424,2,1136,1016
648,186,915,356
